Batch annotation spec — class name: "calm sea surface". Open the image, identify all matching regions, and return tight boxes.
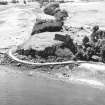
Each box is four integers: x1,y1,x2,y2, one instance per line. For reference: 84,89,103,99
0,66,105,105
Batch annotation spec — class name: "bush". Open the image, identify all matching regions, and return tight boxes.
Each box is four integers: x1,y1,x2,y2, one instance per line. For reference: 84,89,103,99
64,35,77,54
85,47,94,60
75,50,85,60
100,44,105,63
82,36,89,46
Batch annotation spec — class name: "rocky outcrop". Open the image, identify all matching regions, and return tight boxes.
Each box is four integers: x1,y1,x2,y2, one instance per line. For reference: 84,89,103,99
43,2,60,16
16,33,76,61
31,2,68,35
31,20,64,35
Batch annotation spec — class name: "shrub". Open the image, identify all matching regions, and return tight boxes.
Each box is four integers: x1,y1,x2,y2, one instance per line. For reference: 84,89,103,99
82,36,89,46
75,50,85,60
100,44,105,63
85,47,94,60
92,25,99,32
64,35,77,54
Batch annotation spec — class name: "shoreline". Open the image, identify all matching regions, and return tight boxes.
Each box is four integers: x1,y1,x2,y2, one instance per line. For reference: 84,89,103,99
0,1,105,90
0,50,105,90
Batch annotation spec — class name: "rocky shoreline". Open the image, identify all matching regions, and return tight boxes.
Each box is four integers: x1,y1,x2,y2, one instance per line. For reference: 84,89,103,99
0,1,105,88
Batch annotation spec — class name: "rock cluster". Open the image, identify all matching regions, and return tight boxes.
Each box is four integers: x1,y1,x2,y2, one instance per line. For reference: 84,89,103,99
15,2,105,63
16,34,75,62
43,2,60,16
31,19,64,35
16,26,105,63
31,2,68,35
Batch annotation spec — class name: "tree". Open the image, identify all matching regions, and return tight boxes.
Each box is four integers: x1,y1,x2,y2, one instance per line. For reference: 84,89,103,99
90,25,99,42
82,36,89,46
100,44,105,63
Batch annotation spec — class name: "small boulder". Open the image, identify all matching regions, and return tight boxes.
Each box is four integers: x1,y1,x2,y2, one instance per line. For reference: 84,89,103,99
54,9,68,21
31,19,63,35
55,47,73,58
91,55,101,62
44,2,60,16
